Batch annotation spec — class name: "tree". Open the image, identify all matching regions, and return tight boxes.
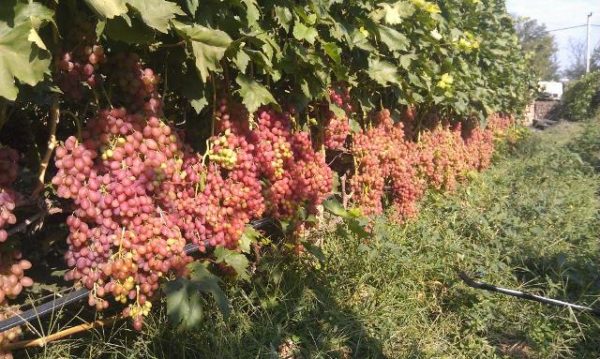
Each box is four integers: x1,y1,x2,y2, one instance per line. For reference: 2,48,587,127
563,39,600,80
514,17,560,81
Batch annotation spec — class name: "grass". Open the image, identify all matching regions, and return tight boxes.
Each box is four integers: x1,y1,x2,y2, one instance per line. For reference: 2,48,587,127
21,120,600,358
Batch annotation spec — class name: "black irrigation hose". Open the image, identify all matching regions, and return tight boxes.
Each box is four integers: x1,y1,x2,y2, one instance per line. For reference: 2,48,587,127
458,271,600,317
0,218,275,333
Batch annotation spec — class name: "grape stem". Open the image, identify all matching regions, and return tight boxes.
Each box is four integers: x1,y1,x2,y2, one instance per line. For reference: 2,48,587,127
6,205,62,237
3,316,120,351
32,97,60,198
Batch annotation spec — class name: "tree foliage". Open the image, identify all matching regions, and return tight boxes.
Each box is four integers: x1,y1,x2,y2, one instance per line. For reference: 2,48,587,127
514,16,559,81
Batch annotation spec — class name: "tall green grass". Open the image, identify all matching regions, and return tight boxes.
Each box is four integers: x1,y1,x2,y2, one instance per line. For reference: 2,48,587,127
24,121,600,358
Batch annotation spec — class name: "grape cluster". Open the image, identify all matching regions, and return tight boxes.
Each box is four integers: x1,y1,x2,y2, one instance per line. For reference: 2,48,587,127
328,87,353,114
0,147,20,242
323,86,353,150
159,117,266,249
464,126,495,171
56,45,106,101
0,252,33,304
0,146,31,355
0,306,22,359
324,116,350,150
416,125,469,192
55,16,104,100
350,110,425,222
250,108,333,219
52,108,192,327
107,53,161,115
375,110,425,222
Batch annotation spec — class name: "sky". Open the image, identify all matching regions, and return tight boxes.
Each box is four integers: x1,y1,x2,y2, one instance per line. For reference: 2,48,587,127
506,0,600,75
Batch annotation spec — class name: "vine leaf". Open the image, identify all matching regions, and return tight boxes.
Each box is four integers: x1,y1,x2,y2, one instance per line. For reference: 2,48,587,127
188,263,230,317
104,16,155,44
214,247,250,281
126,0,184,33
164,279,204,330
323,198,350,218
236,74,279,113
374,2,414,25
173,20,232,81
233,47,251,73
183,0,199,16
274,6,293,32
239,225,261,253
293,22,318,44
367,58,401,86
164,263,230,329
378,25,409,52
321,41,341,64
84,0,128,19
242,0,260,29
0,2,53,101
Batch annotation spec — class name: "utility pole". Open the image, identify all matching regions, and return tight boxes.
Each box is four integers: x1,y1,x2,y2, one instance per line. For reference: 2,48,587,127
587,12,593,73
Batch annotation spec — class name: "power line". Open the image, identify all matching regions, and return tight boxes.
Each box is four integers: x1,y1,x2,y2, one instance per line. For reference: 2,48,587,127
547,24,586,32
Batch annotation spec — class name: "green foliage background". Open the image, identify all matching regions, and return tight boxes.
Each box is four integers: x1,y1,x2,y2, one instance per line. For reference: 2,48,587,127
0,0,534,129
561,71,600,121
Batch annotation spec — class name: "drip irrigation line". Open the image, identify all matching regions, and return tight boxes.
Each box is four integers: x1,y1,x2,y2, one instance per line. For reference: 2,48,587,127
458,271,600,317
0,217,274,333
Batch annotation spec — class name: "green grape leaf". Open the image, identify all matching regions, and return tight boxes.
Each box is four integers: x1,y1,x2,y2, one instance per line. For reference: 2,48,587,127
399,53,417,70
293,22,318,44
233,48,251,73
242,0,260,29
0,2,53,101
183,0,199,16
321,41,341,64
367,58,401,86
173,20,232,81
374,1,414,25
104,16,155,44
84,0,128,19
164,279,205,329
126,0,185,33
236,74,279,113
214,247,250,281
188,263,230,317
239,226,261,253
378,25,409,51
323,198,350,218
274,6,293,32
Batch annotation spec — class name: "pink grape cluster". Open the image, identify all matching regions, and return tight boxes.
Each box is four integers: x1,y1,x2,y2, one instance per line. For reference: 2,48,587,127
350,110,424,222
464,126,495,171
55,17,106,101
250,108,333,219
323,86,353,150
328,86,353,114
52,108,192,328
56,45,106,101
324,116,350,150
0,147,20,242
416,125,469,192
0,148,31,357
158,102,265,250
107,53,161,115
375,110,424,222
